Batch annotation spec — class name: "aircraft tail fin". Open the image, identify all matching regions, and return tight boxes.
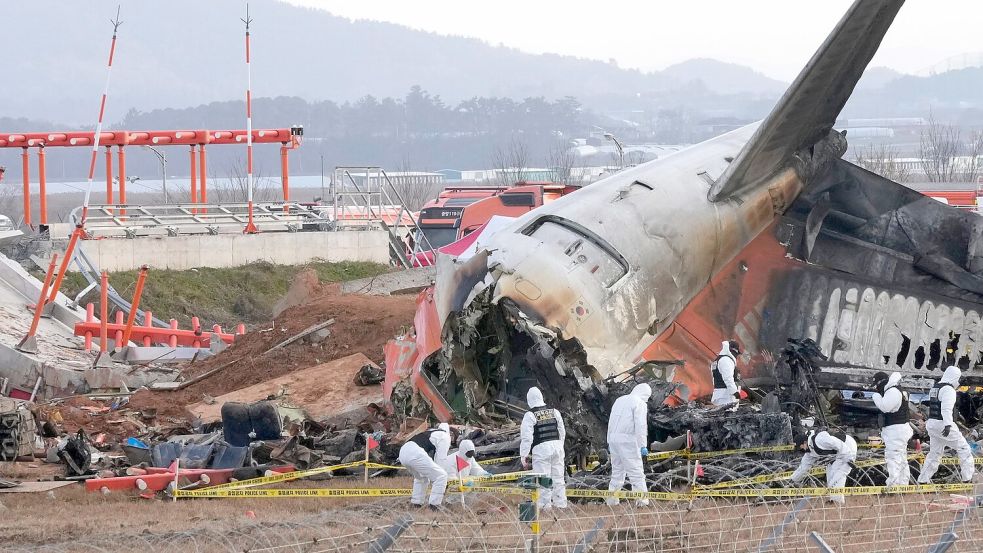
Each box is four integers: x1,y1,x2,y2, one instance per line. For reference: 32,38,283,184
708,0,904,201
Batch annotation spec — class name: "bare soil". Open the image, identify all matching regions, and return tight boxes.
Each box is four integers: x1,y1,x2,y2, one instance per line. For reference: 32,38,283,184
127,284,416,421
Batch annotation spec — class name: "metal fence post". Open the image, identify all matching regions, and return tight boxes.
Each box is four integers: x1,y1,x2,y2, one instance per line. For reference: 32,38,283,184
756,497,811,552
367,515,414,553
572,520,605,553
809,531,835,553
927,532,958,553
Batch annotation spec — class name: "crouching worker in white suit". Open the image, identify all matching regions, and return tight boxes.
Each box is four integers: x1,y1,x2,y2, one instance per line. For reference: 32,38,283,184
442,439,490,479
519,387,568,510
918,366,976,484
398,422,451,510
792,429,857,504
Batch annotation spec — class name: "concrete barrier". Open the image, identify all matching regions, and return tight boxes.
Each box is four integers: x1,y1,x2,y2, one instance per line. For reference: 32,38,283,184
75,230,392,272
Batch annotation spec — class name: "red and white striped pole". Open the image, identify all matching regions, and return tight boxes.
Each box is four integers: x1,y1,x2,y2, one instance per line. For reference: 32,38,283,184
242,4,258,234
81,7,123,227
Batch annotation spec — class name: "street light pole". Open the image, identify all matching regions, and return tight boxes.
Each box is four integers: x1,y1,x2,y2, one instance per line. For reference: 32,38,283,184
143,145,168,203
603,132,625,170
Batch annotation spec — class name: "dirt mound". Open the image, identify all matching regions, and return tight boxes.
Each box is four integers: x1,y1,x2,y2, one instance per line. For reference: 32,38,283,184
129,284,417,419
272,268,322,318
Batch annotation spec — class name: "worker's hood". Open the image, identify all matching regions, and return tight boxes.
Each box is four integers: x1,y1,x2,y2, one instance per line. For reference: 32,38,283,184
886,372,903,389
631,383,652,402
941,366,962,386
437,422,450,433
527,387,546,408
458,439,476,457
718,341,735,360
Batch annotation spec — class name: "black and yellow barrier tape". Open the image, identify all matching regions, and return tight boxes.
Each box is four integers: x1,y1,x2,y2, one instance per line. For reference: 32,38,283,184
174,480,974,500
205,461,369,491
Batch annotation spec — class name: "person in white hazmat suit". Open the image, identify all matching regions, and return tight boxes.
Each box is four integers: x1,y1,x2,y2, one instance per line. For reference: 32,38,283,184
606,383,652,506
397,422,451,509
711,340,741,407
519,387,568,510
442,439,490,479
871,371,913,486
918,366,976,483
792,429,857,504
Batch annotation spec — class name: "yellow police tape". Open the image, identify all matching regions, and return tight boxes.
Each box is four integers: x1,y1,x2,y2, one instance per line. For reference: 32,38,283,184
452,471,529,485
202,461,370,491
693,483,973,498
698,455,912,490
200,461,526,495
174,481,973,500
177,487,414,498
698,453,983,490
644,444,795,462
175,484,528,498
480,456,519,465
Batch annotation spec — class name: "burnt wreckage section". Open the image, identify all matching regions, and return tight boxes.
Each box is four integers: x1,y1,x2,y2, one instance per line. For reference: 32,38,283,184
762,158,983,389
427,289,618,454
430,290,795,455
425,157,983,455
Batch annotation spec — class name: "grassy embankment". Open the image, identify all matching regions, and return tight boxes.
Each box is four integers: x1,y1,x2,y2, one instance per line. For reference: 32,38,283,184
55,260,390,328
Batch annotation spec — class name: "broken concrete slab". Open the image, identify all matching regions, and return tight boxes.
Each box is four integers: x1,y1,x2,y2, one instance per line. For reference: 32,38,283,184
0,481,75,494
187,353,383,425
341,266,435,296
118,346,213,363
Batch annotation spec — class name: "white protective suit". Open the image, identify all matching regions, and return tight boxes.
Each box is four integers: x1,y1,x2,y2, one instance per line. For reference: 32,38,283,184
871,372,913,486
791,430,857,504
711,341,739,407
519,387,568,509
442,439,490,479
606,383,652,506
918,366,976,483
397,422,451,506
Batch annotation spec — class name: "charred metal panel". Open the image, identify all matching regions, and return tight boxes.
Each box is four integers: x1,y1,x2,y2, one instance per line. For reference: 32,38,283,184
649,409,793,452
761,159,983,386
762,267,983,377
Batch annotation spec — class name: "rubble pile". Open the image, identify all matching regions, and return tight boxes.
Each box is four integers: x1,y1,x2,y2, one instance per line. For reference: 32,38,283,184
0,275,423,490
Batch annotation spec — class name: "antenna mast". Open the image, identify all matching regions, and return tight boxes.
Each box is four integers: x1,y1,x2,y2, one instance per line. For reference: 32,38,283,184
81,6,123,226
242,4,258,233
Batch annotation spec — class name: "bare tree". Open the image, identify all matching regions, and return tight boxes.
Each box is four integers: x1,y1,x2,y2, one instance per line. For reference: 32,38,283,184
546,141,580,185
386,156,442,211
852,143,911,183
965,130,983,183
919,112,963,183
491,137,529,186
625,149,648,167
169,159,276,204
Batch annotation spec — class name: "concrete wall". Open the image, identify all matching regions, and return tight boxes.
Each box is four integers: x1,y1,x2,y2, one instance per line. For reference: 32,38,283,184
76,230,391,272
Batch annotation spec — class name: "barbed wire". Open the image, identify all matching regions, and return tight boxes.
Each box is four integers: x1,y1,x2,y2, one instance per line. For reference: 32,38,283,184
8,452,979,552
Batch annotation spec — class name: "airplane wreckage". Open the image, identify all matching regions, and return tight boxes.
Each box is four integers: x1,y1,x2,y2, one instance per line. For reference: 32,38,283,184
384,0,983,452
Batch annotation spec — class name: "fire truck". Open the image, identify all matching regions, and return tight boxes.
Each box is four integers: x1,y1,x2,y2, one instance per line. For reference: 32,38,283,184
411,182,580,266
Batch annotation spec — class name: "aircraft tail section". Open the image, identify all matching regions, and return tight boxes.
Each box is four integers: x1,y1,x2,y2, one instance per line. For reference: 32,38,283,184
708,0,904,201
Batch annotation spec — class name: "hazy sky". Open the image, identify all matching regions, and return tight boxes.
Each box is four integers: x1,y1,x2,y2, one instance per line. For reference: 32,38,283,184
285,0,982,80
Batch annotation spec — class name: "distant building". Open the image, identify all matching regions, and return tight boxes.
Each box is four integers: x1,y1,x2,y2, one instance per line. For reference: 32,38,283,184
342,170,444,188
437,168,556,183
841,127,895,138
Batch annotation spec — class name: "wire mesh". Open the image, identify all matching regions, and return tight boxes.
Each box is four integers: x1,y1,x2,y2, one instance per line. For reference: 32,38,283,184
8,455,981,553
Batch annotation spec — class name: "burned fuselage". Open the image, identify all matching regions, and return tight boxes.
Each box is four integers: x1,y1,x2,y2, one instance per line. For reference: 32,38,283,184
391,1,940,439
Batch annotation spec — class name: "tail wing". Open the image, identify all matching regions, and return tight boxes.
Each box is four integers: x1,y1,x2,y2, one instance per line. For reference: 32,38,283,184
708,0,904,201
